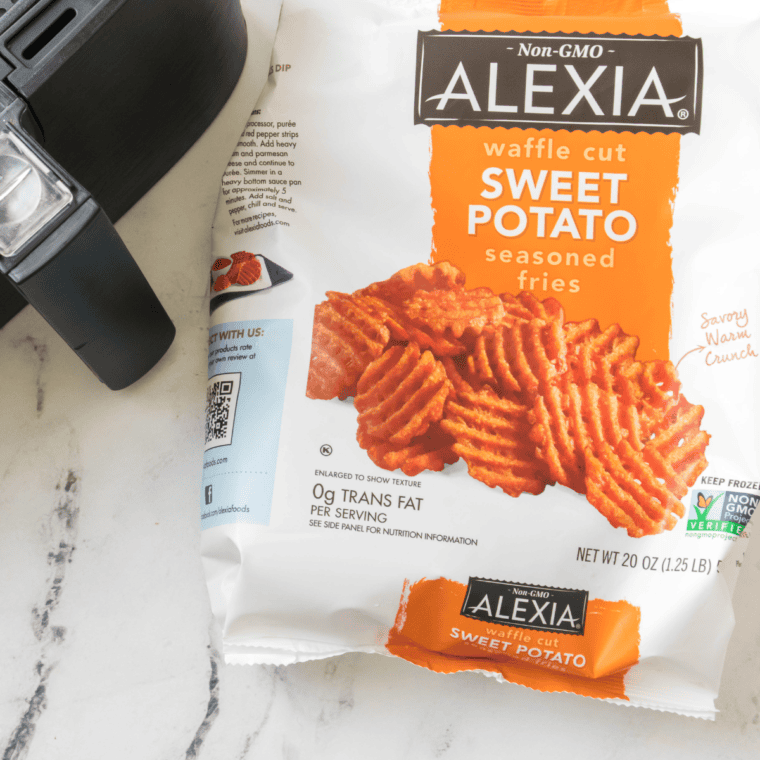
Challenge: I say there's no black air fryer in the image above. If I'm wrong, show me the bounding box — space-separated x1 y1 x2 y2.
0 0 248 389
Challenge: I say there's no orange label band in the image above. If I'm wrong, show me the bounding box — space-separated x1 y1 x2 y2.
430 128 680 360
386 577 641 700
395 2 673 693
439 1 679 31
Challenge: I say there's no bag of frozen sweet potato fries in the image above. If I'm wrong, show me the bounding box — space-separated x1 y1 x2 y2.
201 0 760 717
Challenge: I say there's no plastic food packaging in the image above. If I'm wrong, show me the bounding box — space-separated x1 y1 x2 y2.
201 0 760 718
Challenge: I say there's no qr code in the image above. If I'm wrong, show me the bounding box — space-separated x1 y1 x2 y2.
205 373 241 451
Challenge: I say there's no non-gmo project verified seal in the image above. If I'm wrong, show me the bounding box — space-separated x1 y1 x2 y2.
686 489 756 537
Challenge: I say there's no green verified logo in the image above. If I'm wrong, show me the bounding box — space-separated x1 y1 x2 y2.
686 489 755 538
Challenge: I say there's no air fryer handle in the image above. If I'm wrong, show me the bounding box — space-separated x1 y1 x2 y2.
7 200 176 390
0 91 175 390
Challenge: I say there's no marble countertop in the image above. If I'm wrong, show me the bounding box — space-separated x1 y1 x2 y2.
2 18 760 760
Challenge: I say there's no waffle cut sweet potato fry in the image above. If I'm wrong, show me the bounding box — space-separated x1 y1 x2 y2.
399 288 506 357
306 292 392 400
355 343 458 476
439 292 565 495
358 261 466 305
529 321 640 493
466 292 566 402
587 359 710 536
441 386 550 496
530 320 710 536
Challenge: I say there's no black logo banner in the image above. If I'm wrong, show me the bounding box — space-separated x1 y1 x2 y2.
461 578 589 635
415 31 702 134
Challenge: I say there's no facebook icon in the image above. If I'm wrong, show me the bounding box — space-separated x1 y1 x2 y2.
205 485 213 505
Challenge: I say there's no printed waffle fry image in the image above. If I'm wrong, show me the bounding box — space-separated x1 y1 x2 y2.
355 344 453 447
305 262 710 536
355 343 458 476
306 292 392 400
442 387 549 496
359 260 466 304
399 288 507 355
209 252 292 302
230 258 262 286
530 321 710 536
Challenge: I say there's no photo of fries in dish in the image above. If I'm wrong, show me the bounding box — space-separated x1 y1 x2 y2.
306 262 710 538
211 251 263 292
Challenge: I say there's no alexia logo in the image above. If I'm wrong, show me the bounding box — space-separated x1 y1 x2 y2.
414 31 702 134
460 578 589 635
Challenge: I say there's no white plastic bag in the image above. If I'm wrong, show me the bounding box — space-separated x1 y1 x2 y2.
202 0 760 718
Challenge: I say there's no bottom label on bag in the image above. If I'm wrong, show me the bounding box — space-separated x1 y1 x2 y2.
386 577 640 700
